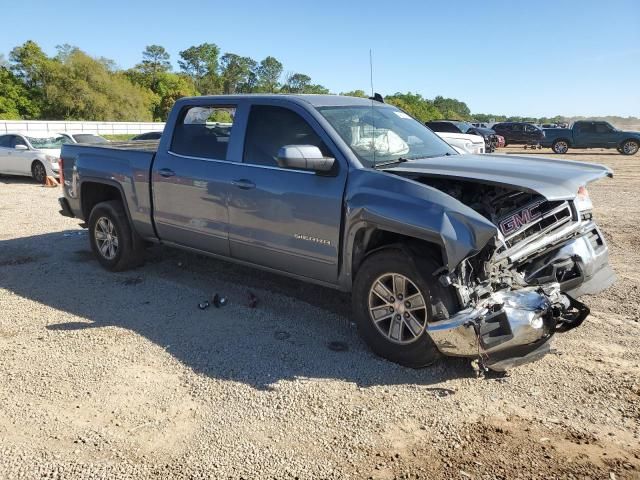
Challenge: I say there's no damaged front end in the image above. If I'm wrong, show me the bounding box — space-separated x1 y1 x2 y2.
421 181 615 371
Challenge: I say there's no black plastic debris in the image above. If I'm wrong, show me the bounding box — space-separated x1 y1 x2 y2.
212 294 227 308
198 301 210 310
274 331 290 340
327 341 348 352
248 291 258 308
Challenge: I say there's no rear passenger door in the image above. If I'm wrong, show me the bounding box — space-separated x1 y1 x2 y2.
574 122 595 147
151 104 239 256
226 103 348 284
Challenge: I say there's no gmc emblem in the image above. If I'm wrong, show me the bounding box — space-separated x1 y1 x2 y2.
499 201 544 236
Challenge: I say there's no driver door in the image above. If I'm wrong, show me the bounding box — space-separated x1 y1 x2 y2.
226 103 347 284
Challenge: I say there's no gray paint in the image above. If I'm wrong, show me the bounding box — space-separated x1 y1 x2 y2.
59 94 612 291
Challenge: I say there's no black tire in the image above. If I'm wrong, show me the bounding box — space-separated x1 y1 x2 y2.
352 248 458 368
552 139 570 154
31 160 46 184
620 139 639 156
88 200 144 271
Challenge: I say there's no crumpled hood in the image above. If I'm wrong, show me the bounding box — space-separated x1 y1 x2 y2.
385 154 613 201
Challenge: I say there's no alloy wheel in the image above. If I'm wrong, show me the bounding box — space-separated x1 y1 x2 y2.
553 141 568 154
623 141 639 155
94 217 119 260
368 273 428 344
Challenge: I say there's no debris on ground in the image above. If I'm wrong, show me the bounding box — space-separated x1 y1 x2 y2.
212 293 227 308
327 341 348 352
248 291 258 308
122 276 143 286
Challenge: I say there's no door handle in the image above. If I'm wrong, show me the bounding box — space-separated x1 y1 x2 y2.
158 168 175 178
231 179 256 190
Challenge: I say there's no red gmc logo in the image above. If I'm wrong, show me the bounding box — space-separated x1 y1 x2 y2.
499 201 544 236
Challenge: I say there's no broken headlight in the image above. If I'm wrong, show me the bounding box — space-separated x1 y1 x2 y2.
575 186 593 220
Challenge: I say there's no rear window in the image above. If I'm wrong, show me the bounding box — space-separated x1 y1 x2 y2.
171 105 236 160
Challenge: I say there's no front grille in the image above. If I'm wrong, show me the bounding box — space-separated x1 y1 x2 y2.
504 201 574 249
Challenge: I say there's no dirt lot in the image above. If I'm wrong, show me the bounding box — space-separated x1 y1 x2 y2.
1 147 639 479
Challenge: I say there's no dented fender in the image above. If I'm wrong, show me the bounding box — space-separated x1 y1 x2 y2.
340 168 498 287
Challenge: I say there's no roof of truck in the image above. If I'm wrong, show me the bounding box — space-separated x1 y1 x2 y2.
186 94 380 108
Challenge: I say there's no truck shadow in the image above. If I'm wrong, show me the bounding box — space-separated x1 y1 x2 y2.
0 230 475 391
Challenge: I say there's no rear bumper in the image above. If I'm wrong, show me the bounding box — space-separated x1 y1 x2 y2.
58 197 75 218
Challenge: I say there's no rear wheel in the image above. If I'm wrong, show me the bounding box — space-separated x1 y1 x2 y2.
621 139 639 155
552 139 569 154
88 201 144 271
31 161 46 184
352 249 457 368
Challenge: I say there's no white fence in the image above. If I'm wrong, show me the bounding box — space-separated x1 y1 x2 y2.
0 120 166 136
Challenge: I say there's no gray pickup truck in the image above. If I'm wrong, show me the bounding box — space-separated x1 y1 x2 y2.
58 94 615 371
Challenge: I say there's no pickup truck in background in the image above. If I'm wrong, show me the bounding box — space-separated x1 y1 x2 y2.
542 120 640 155
59 94 615 372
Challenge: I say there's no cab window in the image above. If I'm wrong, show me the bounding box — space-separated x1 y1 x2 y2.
243 105 329 167
171 105 236 160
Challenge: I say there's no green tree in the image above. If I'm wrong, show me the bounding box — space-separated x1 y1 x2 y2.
256 56 283 93
0 66 39 119
385 92 442 122
150 72 197 120
220 53 257 94
178 43 220 94
136 45 171 89
432 95 471 119
340 89 367 98
44 49 154 120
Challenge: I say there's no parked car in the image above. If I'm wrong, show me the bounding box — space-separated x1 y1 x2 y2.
494 134 506 148
541 123 558 129
131 131 163 141
429 129 485 154
0 133 63 183
492 122 545 147
59 133 109 144
59 94 614 372
541 121 640 155
426 120 499 153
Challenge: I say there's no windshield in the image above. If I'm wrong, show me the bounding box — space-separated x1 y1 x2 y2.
450 121 473 133
73 134 109 144
26 135 66 149
318 105 457 167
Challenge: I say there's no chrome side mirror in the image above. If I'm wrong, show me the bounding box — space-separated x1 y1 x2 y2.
277 145 335 173
14 144 28 150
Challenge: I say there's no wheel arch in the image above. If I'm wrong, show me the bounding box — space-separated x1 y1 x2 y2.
618 137 640 148
80 179 133 225
348 226 446 286
552 137 572 146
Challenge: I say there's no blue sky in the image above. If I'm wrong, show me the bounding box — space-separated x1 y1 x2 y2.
2 0 639 117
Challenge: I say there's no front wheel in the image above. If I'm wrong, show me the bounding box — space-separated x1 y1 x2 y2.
352 249 457 368
31 161 46 184
552 139 569 154
88 201 144 271
621 140 639 155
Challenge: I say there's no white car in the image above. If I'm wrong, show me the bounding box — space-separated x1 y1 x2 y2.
434 132 485 154
0 133 63 183
58 132 109 144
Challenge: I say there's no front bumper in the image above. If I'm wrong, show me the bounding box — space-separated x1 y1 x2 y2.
426 222 613 370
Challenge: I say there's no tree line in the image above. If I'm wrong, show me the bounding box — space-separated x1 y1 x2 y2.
1 41 638 127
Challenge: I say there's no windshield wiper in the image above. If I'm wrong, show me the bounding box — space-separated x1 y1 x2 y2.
373 157 409 169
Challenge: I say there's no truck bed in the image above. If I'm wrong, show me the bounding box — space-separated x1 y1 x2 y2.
91 140 159 152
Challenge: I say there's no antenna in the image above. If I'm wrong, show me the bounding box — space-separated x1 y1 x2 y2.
369 49 376 165
369 49 374 97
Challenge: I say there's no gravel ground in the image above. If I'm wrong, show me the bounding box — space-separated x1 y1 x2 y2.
0 147 638 479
